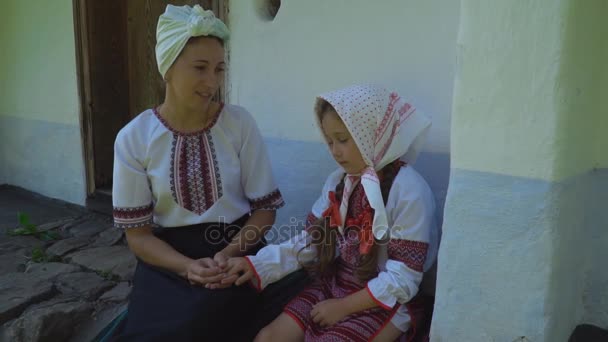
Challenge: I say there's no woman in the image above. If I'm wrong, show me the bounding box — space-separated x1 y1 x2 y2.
110 5 306 341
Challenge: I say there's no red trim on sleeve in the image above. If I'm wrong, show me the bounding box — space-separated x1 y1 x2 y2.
366 283 393 311
244 256 263 293
248 189 285 210
284 310 306 332
368 304 402 342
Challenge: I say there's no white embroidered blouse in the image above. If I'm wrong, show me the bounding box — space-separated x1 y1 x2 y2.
112 104 284 228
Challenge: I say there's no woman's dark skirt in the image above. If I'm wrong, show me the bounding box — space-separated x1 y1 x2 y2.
111 216 309 342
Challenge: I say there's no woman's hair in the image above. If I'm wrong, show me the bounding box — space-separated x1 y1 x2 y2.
301 101 402 282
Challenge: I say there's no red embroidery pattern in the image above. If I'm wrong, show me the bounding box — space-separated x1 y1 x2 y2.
113 204 154 228
346 183 369 219
170 133 223 215
153 105 223 136
341 184 375 255
375 92 400 144
361 168 380 184
284 184 396 341
373 99 416 165
374 120 399 165
388 239 429 272
248 189 285 210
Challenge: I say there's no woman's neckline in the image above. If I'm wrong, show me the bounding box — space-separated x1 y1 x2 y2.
152 103 225 136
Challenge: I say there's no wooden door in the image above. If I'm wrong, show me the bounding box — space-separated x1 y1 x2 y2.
76 0 130 192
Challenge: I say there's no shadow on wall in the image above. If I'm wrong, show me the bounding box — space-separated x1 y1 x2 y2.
265 138 450 242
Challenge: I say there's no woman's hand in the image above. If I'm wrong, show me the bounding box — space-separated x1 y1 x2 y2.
185 257 227 287
311 298 350 327
202 252 239 289
221 257 255 286
213 251 229 270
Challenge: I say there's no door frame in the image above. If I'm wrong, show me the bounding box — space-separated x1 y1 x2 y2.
73 0 96 197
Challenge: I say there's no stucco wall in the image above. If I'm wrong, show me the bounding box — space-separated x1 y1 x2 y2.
586 30 608 327
581 170 608 328
580 1 608 327
228 0 460 226
0 116 86 205
598 40 608 169
550 0 608 336
553 0 607 180
0 0 80 125
0 157 6 185
0 0 86 204
228 0 458 152
448 0 566 182
433 0 608 340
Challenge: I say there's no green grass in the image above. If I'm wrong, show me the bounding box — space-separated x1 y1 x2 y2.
96 269 121 282
7 212 60 241
30 247 61 263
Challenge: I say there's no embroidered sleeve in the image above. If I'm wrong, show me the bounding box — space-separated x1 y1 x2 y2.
112 129 154 229
388 239 429 273
366 170 437 309
248 189 285 211
238 110 285 211
113 204 154 229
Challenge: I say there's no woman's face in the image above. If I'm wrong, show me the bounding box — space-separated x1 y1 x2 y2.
165 36 225 111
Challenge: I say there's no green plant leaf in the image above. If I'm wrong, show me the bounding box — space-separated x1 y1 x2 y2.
7 228 24 236
17 212 30 226
24 223 38 231
8 227 34 236
31 248 46 263
13 212 38 236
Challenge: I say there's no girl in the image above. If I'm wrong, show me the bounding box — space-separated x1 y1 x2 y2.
224 84 440 341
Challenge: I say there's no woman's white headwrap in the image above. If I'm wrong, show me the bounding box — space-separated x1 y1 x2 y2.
314 84 432 240
155 5 229 78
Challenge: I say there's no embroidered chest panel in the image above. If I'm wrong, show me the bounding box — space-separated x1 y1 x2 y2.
169 133 223 215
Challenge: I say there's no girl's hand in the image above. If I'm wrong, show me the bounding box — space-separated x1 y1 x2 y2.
185 257 224 286
213 251 229 270
222 257 255 286
202 252 239 289
311 299 350 327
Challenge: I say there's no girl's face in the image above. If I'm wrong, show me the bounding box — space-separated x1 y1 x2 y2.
165 36 225 111
320 109 368 174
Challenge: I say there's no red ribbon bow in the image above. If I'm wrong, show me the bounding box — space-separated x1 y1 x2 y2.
321 191 342 229
345 208 375 255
